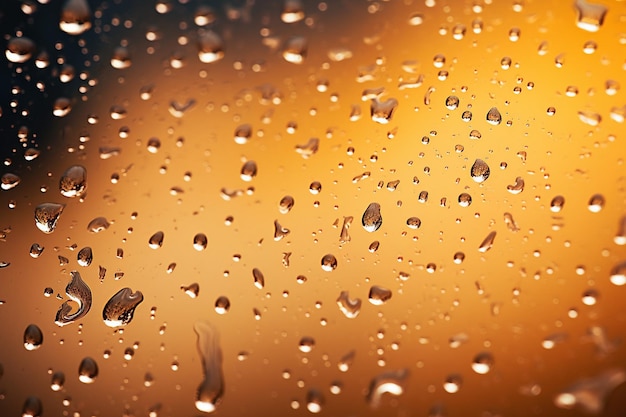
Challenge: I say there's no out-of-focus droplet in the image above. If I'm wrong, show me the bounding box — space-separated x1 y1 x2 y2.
321 254 338 272
501 56 512 69
366 369 409 408
59 165 87 198
339 216 353 244
370 98 399 124
443 374 462 393
295 138 320 159
30 243 44 258
550 196 565 213
336 291 362 318
102 287 144 327
574 0 608 32
193 233 208 251
198 31 224 63
338 350 355 372
362 203 382 232
24 324 43 350
504 212 520 232
149 231 165 249
111 46 131 69
458 193 472 207
60 0 92 35
214 296 230 314
306 389 324 413
279 195 295 214
6 37 35 63
298 336 315 353
508 27 521 41
22 396 43 417
408 13 423 26
252 268 265 289
453 252 465 264
368 285 392 305
234 124 252 144
486 107 502 125
470 159 490 183
554 368 625 414
587 194 605 213
282 36 307 64
605 80 620 96
614 216 626 245
194 321 224 413
449 332 469 349
578 110 601 126
281 0 304 23
55 271 92 326
445 95 459 110
77 246 92 267
182 283 200 298
34 203 65 233
51 371 65 391
478 231 497 253
507 177 525 194
328 47 353 62
406 217 421 229
471 352 494 374
240 161 257 181
1 173 20 190
53 97 72 117
87 217 110 233
582 289 598 306
194 5 216 25
78 357 98 383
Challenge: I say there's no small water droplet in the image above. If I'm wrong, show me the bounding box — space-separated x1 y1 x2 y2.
87 217 110 233
198 31 224 63
470 159 490 183
77 246 92 267
51 371 65 391
21 396 43 417
24 324 44 351
445 95 460 110
486 107 502 125
193 233 208 251
443 374 462 393
587 194 605 212
406 217 421 229
298 336 315 353
252 268 265 289
182 283 200 298
471 352 494 374
282 36 307 64
214 296 230 314
321 254 338 272
281 0 305 23
458 193 472 207
1 173 20 190
550 196 565 213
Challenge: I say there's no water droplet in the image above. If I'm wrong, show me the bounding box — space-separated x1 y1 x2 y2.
408 13 424 26
274 219 290 241
470 159 490 183
574 0 607 32
554 368 625 413
578 110 601 126
362 203 382 232
193 233 208 251
60 0 92 35
469 129 482 140
508 27 521 41
149 231 165 249
234 124 252 144
78 357 98 383
298 336 315 353
366 369 409 408
471 352 494 374
34 203 65 233
282 36 307 64
406 217 421 229
281 0 304 23
76 246 92 267
501 56 512 70
458 193 472 207
582 289 599 305
182 283 200 298
338 350 356 372
59 165 87 198
240 160 257 181
321 254 338 272
478 231 497 253
486 107 502 125
295 137 320 159
1 173 20 190
369 241 380 253
51 371 65 391
198 31 224 63
587 194 605 212
443 374 462 393
368 285 392 305
370 98 399 124
5 37 35 63
24 324 43 350
252 268 265 289
507 177 525 194
583 40 597 54
111 46 131 69
29 243 44 258
339 216 353 244
194 321 224 413
550 196 565 213
22 396 43 417
102 287 144 327
86 216 110 233
445 95 459 110
194 5 216 25
55 271 92 327
336 291 362 318
614 216 626 245
452 24 466 40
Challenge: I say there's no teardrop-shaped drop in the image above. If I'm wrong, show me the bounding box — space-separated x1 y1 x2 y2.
486 107 502 125
470 159 490 183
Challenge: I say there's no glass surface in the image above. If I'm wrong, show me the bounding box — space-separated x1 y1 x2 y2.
1 0 625 416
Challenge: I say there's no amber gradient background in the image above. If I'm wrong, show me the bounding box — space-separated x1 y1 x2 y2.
1 0 625 416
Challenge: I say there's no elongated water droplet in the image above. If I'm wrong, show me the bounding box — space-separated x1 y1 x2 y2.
614 216 626 245
193 233 208 251
470 159 490 183
77 246 92 267
59 165 87 197
338 350 356 372
554 368 625 414
486 107 502 125
87 217 110 233
55 271 92 326
362 203 382 232
366 369 409 408
60 0 92 35
182 283 200 298
78 357 98 383
24 324 43 350
368 285 392 305
370 98 398 124
306 389 324 413
574 0 608 32
102 287 144 327
336 291 362 318
194 321 224 413
1 173 20 190
34 203 65 233
22 396 43 417
507 177 525 194
51 371 65 391
578 110 601 126
274 220 290 241
321 254 338 272
295 137 319 159
149 231 164 249
339 216 353 244
478 231 497 253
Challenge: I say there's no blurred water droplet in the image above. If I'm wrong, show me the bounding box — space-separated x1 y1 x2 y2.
504 212 520 232
367 369 409 408
336 291 362 318
5 37 35 63
24 324 43 350
194 321 224 413
281 0 304 23
182 283 200 298
282 36 307 64
574 0 607 32
59 165 87 198
587 194 605 212
78 357 98 383
582 289 599 305
554 368 625 414
370 98 398 124
87 217 110 233
77 246 92 267
470 159 490 183
22 396 42 417
486 107 502 125
614 216 626 245
478 231 497 253
51 371 65 391
295 138 319 159
240 161 257 181
34 203 65 234
362 203 382 232
55 271 92 326
234 124 252 144
198 31 224 63
321 254 337 272
443 374 462 393
102 287 144 327
111 46 131 69
408 13 424 26
193 233 208 251
578 110 601 126
298 336 315 353
149 231 165 249
214 296 230 315
368 285 392 305
471 352 494 374
1 173 20 190
60 0 92 35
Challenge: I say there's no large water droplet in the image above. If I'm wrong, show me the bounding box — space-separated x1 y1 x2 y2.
5 37 35 63
554 368 625 413
366 369 409 408
51 371 65 391
282 36 307 64
198 31 224 63
78 357 98 383
368 285 392 305
60 0 92 35
486 107 502 125
102 287 144 327
336 291 362 318
471 352 494 374
470 159 490 183
370 98 399 124
443 374 463 393
362 203 382 232
1 173 21 190
194 321 224 413
281 0 305 23
445 95 460 110
149 231 165 249
55 271 92 326
22 396 43 417
34 203 65 233
77 246 93 267
24 324 43 351
574 0 608 32
609 261 626 286
59 165 87 198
